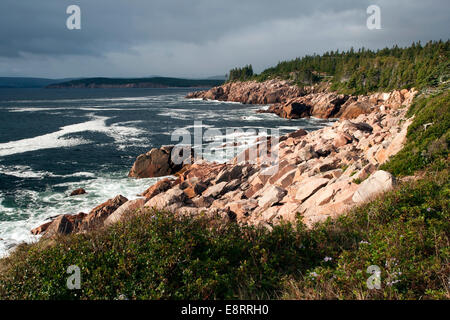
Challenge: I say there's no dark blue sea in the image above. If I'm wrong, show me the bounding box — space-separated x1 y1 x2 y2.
0 88 331 255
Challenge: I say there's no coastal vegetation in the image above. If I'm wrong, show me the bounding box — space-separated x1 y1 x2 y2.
227 65 254 82
229 40 449 95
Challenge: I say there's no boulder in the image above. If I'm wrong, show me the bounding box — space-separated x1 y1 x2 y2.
310 94 348 118
339 101 373 119
375 119 411 164
82 195 128 230
352 170 395 203
286 129 308 140
295 177 329 202
227 199 258 219
192 195 214 208
333 133 352 148
215 165 248 184
202 181 229 198
37 212 87 237
141 178 174 200
128 145 193 178
104 198 146 226
70 188 86 196
258 186 286 209
43 215 74 237
281 103 311 119
145 187 186 209
31 221 52 235
244 182 264 199
182 179 208 199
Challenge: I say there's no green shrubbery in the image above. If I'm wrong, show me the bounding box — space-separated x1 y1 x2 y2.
283 169 449 299
233 40 449 94
0 168 448 300
381 89 449 175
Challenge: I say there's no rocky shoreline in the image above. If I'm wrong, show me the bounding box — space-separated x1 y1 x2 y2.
31 85 417 238
186 79 416 120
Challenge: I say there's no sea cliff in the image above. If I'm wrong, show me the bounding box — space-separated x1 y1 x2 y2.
186 79 416 120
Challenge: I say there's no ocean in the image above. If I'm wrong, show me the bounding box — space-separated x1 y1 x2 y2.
0 88 332 255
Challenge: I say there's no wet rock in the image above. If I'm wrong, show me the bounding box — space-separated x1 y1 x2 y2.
70 188 86 196
129 145 193 178
31 221 53 235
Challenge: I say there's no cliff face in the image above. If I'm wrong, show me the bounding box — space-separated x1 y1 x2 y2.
32 87 416 236
187 80 416 120
186 79 311 104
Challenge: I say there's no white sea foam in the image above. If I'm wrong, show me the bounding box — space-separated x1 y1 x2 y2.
0 171 164 256
0 165 58 179
0 115 148 157
241 115 264 121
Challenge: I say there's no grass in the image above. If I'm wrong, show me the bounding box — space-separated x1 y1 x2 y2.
381 89 449 175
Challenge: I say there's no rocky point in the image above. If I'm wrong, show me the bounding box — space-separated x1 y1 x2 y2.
31 84 416 237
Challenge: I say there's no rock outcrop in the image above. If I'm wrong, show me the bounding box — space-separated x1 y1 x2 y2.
104 198 146 226
188 79 417 121
32 87 416 237
259 88 416 120
136 94 414 228
128 145 193 179
70 188 86 196
186 79 308 105
32 195 128 237
352 170 396 203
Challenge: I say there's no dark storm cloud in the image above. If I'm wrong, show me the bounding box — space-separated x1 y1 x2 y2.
0 0 448 77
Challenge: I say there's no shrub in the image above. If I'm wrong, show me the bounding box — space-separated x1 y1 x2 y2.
0 169 448 300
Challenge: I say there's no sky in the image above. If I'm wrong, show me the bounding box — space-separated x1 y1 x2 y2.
0 0 449 79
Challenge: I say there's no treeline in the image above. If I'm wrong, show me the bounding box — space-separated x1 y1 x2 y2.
227 64 254 82
230 40 449 94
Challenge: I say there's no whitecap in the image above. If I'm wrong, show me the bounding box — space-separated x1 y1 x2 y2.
0 115 149 157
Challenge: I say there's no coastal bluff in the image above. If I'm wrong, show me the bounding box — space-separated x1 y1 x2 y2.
186 79 416 120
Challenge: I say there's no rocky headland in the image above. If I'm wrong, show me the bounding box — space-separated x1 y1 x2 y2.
186 79 416 120
31 84 417 237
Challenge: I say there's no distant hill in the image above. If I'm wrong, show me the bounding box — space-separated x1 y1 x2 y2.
46 77 225 89
206 75 227 80
0 77 77 88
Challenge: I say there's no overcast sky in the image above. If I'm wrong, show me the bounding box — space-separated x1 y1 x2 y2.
0 0 448 78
